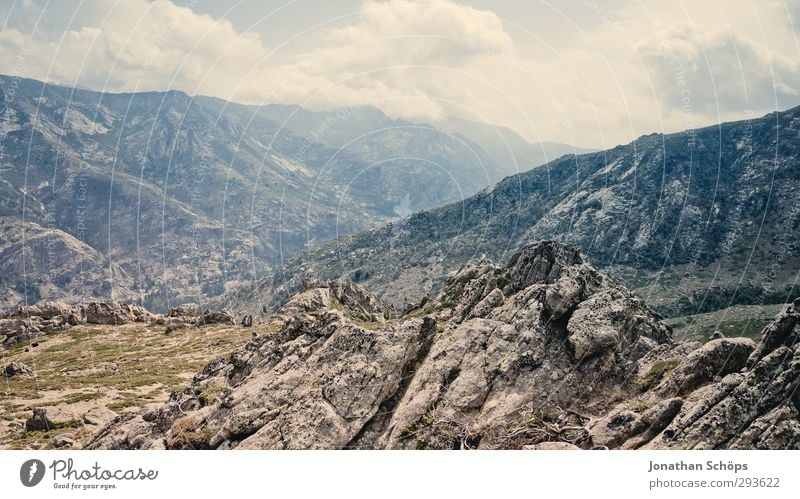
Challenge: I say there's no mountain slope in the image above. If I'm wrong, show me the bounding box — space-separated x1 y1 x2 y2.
441 116 597 175
220 106 800 317
0 76 526 310
0 217 135 308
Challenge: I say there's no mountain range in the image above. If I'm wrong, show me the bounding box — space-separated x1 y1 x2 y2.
0 75 581 311
219 105 800 320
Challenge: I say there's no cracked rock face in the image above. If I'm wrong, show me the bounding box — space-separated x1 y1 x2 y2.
85 242 800 450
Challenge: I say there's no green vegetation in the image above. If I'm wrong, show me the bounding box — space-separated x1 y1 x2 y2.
637 359 681 392
399 412 437 449
196 383 226 406
667 304 784 342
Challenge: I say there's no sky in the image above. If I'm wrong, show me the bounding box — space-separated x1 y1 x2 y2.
0 0 798 149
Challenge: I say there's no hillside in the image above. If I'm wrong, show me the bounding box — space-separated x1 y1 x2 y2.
220 106 800 318
0 75 552 311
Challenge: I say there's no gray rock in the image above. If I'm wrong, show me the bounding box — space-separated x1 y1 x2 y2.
83 407 119 426
85 245 800 451
165 317 192 334
657 337 756 396
88 242 673 450
25 408 55 432
85 302 154 325
50 434 78 449
567 288 671 359
194 310 235 326
3 361 36 379
747 298 800 368
5 301 83 321
169 303 201 317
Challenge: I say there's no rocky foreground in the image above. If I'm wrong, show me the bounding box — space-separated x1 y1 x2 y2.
79 241 799 450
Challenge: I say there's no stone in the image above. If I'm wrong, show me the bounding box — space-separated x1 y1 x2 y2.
165 317 192 334
7 301 81 321
83 407 118 426
85 302 154 325
50 434 78 449
83 245 800 451
240 314 253 327
657 337 756 396
3 361 36 379
25 408 55 432
194 310 235 326
169 303 200 317
87 242 674 450
505 241 584 290
566 288 671 359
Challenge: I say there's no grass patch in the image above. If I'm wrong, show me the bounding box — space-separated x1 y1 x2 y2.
638 359 681 392
1 321 254 448
399 412 437 449
59 391 105 404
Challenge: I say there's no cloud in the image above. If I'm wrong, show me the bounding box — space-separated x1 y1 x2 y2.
1 0 798 147
0 0 516 125
255 0 517 123
0 0 270 98
637 24 800 117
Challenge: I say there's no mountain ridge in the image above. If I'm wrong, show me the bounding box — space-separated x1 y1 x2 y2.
216 104 800 318
1 74 579 311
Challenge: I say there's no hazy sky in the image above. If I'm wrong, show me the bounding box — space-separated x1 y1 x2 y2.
1 0 798 148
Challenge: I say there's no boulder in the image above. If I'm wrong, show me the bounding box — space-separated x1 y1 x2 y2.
50 434 78 449
194 310 235 326
84 244 800 451
5 301 83 321
87 242 673 451
3 361 36 379
25 408 55 432
83 407 119 426
505 241 584 290
169 303 200 317
85 302 153 325
657 337 756 396
165 317 192 334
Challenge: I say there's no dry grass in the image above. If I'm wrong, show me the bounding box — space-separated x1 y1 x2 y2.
0 321 258 449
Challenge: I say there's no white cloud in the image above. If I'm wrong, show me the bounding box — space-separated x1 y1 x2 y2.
638 24 800 117
0 0 270 97
0 0 798 147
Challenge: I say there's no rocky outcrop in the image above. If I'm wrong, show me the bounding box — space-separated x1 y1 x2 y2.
0 301 167 346
636 299 800 450
84 302 155 325
169 304 200 317
592 299 800 450
3 361 36 378
25 408 54 432
49 434 79 449
85 243 800 450
83 407 118 427
194 310 235 327
86 242 667 449
0 301 85 346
